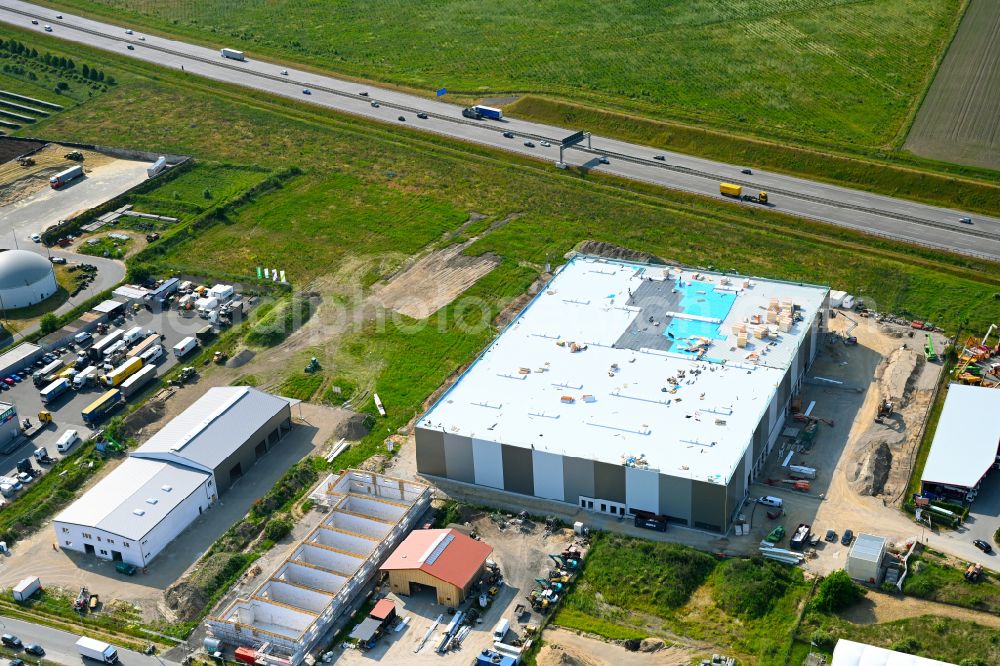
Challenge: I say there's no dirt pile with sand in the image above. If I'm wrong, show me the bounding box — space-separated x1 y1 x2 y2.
575 240 666 264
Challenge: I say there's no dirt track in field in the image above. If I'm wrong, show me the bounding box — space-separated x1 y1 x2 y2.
905 0 1000 169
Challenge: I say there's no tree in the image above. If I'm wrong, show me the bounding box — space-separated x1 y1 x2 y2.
105 75 115 85
66 58 75 70
39 314 59 335
810 570 866 613
81 64 90 79
264 515 293 541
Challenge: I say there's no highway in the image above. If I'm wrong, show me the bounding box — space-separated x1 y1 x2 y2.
2 0 1000 261
0 613 181 666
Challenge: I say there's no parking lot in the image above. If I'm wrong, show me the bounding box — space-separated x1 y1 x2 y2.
0 304 223 487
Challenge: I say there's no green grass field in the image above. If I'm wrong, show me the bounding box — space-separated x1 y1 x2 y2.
48 0 962 151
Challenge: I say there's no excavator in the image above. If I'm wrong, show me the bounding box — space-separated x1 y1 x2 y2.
875 399 893 423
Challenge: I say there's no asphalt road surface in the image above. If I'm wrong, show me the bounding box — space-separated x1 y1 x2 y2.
1 1 999 261
0 613 181 666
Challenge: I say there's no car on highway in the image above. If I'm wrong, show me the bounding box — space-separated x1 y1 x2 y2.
502 132 514 139
371 101 380 108
56 15 62 19
398 115 406 122
30 20 38 25
958 217 973 225
138 35 145 41
540 140 551 147
126 45 134 50
23 645 44 657
302 88 311 95
280 70 288 75
29 233 41 243
43 25 52 32
524 141 535 148
125 29 133 35
824 529 837 542
841 529 854 545
598 156 610 164
417 112 428 119
359 91 369 96
973 539 993 553
654 155 666 161
741 168 752 175
1 634 23 649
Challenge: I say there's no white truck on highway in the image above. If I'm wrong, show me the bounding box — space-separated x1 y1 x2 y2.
76 637 119 664
220 47 246 61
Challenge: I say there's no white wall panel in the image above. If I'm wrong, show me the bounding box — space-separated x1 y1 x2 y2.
531 450 565 501
472 438 504 489
625 466 659 514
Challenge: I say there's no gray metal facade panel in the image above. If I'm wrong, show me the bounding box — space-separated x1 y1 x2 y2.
658 474 692 524
593 461 626 504
726 456 747 521
562 455 595 505
211 408 288 493
415 428 447 477
443 433 475 484
690 480 726 532
779 369 791 410
753 412 767 462
501 445 534 496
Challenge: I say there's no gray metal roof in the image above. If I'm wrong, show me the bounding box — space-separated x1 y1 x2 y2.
0 250 53 289
54 457 210 541
848 533 886 563
131 387 290 472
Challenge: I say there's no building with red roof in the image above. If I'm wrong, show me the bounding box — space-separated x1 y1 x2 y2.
381 528 493 605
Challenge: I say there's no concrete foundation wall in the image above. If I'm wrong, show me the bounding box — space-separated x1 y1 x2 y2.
257 581 333 613
337 495 407 521
323 513 390 539
279 561 348 593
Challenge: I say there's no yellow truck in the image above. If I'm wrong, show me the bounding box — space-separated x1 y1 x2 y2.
720 182 768 204
102 357 144 387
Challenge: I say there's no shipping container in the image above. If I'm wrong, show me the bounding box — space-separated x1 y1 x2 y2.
12 576 40 602
120 364 157 397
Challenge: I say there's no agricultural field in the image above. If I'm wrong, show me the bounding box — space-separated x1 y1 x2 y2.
52 0 961 150
905 0 1000 170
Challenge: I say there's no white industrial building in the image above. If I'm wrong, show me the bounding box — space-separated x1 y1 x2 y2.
0 250 58 310
54 387 293 567
845 533 887 584
207 470 431 666
920 384 1000 499
832 639 955 665
416 256 829 533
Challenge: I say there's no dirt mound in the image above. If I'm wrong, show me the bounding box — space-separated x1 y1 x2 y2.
495 272 549 328
123 397 168 434
359 454 387 473
850 440 893 496
878 347 920 407
576 240 666 265
639 638 666 653
163 580 207 621
537 645 597 666
226 349 255 368
332 412 373 441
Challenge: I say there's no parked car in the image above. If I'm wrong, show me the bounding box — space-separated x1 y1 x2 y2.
973 539 993 553
23 645 44 657
29 233 41 243
9 659 24 666
841 529 854 545
15 473 33 485
1 634 22 648
50 257 67 265
824 529 837 542
2 378 15 386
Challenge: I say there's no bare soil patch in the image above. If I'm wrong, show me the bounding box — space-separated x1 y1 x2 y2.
374 240 500 319
0 144 115 205
838 591 1000 628
538 628 695 666
905 0 1000 169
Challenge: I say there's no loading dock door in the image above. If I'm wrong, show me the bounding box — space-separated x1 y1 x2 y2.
228 463 243 485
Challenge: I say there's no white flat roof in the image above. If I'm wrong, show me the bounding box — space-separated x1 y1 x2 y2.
421 256 827 483
832 639 954 666
921 384 1000 489
54 457 210 541
849 533 886 563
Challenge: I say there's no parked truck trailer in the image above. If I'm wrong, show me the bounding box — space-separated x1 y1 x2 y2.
120 364 157 398
50 164 83 189
102 357 143 387
76 637 119 664
40 378 70 404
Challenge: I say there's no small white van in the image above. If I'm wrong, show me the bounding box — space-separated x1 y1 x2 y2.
492 618 509 642
57 429 80 453
757 496 783 508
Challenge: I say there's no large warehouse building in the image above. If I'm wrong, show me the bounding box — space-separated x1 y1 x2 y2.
920 383 1000 500
54 387 292 566
0 250 58 310
416 256 828 533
